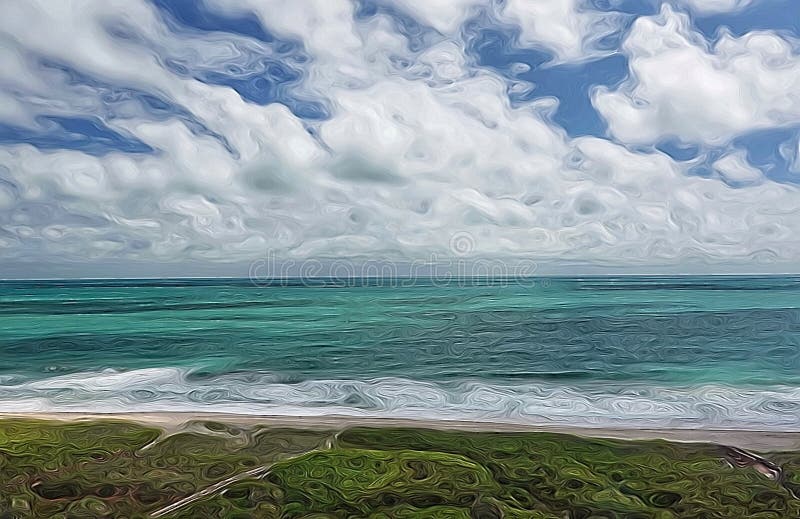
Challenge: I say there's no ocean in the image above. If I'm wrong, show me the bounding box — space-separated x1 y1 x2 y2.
1 276 799 430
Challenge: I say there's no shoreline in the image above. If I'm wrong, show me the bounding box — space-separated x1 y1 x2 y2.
4 411 800 451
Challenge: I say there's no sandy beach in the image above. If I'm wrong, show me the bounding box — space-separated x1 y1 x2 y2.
4 411 800 452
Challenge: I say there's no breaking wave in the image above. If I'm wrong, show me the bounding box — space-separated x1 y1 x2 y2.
2 367 799 431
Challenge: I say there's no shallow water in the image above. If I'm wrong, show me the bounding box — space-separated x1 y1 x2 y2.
1 276 799 429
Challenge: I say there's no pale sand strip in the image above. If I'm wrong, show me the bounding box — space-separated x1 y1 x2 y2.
3 412 800 452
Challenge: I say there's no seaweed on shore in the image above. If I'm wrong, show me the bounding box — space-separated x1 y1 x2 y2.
1 419 799 518
0 419 330 518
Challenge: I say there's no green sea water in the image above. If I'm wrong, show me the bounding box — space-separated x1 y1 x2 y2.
0 276 798 429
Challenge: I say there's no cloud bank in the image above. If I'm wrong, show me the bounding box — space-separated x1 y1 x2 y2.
0 0 799 276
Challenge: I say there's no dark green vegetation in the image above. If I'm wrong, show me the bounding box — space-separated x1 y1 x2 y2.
0 419 799 518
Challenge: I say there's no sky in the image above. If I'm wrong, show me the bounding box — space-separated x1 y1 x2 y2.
1 0 800 278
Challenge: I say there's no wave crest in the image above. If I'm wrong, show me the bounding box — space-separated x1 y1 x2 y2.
1 367 798 430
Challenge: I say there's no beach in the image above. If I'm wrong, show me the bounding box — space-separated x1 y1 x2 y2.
4 411 800 452
2 413 800 518
3 277 800 516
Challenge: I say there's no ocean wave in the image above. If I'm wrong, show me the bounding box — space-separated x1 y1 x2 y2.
0 367 798 430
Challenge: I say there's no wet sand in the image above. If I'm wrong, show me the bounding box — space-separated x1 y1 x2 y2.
4 411 800 452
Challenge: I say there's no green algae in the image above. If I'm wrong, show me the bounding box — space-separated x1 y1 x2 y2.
0 419 330 518
337 428 800 518
0 419 799 518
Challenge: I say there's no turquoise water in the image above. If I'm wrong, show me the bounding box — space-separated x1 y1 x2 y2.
1 276 799 429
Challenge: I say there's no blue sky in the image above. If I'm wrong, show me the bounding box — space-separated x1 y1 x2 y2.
0 0 799 277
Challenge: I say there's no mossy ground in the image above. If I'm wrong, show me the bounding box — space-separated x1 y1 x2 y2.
0 419 798 518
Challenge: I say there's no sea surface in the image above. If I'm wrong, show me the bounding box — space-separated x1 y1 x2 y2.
1 276 799 430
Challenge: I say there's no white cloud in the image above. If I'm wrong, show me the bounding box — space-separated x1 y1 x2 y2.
593 5 800 146
1 0 800 273
791 138 800 174
676 0 754 14
713 151 764 184
500 0 626 61
214 0 626 63
391 0 478 34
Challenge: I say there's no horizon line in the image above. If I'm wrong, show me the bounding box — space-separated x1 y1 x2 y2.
2 273 800 282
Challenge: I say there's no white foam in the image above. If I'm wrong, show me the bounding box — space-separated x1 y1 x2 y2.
1 367 798 431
